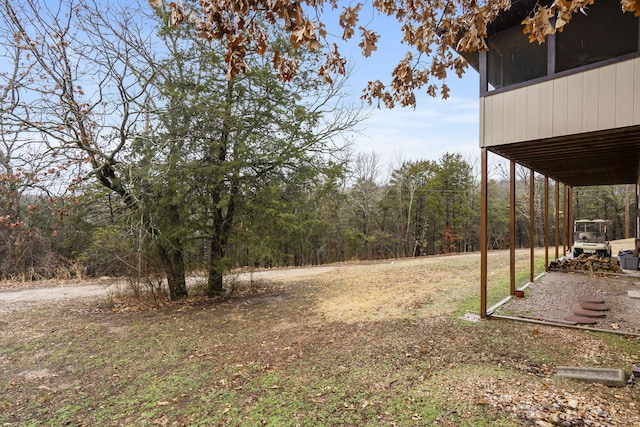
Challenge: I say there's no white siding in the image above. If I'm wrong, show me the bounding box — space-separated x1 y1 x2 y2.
513 86 527 141
615 60 634 126
566 73 584 132
582 69 600 133
480 57 640 147
552 77 568 135
502 90 516 143
539 81 554 138
633 59 640 124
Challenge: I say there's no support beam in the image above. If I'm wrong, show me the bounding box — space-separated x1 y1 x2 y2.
510 161 516 295
480 148 488 318
625 184 630 239
564 185 569 256
530 169 535 282
544 176 549 271
567 186 573 254
636 184 639 257
555 181 560 260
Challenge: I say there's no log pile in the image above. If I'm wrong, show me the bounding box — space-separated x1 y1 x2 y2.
551 254 623 273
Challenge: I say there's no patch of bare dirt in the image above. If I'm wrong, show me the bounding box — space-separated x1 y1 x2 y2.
314 254 483 322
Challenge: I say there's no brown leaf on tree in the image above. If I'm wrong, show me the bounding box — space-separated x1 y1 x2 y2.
440 83 450 100
339 4 361 40
358 27 380 57
621 0 640 16
453 56 467 78
456 23 487 52
168 0 635 106
224 41 248 79
275 53 299 82
272 49 281 68
318 65 333 85
548 0 595 31
391 57 412 93
321 43 346 78
318 43 347 84
169 2 185 27
521 6 555 44
361 80 388 107
290 20 318 50
382 92 394 108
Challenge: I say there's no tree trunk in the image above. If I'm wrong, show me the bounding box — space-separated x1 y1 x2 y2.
206 79 236 298
207 235 225 296
157 244 188 300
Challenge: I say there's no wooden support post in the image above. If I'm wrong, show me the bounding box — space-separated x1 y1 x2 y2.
480 148 488 318
625 184 630 239
567 186 573 254
555 181 560 260
563 185 569 256
529 169 535 283
510 161 516 295
633 184 640 256
544 176 549 271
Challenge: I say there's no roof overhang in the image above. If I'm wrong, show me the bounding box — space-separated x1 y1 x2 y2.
457 0 555 73
486 125 640 187
486 0 554 35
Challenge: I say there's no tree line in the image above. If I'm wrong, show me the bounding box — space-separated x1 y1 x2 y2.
0 1 635 298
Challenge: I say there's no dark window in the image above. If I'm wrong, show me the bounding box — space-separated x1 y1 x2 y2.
487 25 548 90
556 0 638 72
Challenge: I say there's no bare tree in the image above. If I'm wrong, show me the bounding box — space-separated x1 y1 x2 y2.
1 0 363 297
0 0 190 297
346 152 386 258
0 16 64 279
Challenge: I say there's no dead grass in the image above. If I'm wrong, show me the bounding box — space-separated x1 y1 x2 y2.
315 251 542 323
1 250 639 426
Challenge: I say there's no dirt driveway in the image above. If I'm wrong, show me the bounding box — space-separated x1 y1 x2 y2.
0 283 110 303
0 266 338 306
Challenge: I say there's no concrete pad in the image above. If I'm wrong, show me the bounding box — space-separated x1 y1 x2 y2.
555 366 628 387
628 290 640 299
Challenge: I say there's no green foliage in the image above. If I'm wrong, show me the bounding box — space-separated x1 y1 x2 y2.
78 225 134 278
573 185 628 240
371 153 479 259
1 1 636 280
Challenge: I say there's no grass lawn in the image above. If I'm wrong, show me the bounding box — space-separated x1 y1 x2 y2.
1 250 638 426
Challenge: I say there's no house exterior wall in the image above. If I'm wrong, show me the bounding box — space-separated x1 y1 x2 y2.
480 56 640 147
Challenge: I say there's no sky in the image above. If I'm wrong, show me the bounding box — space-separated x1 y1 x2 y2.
348 74 480 165
7 0 483 174
325 5 482 171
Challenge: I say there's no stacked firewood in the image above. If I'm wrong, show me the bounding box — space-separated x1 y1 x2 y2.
551 254 623 273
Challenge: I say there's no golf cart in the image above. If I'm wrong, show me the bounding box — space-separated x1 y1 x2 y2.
573 219 611 258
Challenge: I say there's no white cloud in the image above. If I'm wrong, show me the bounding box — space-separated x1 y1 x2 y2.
355 92 480 165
